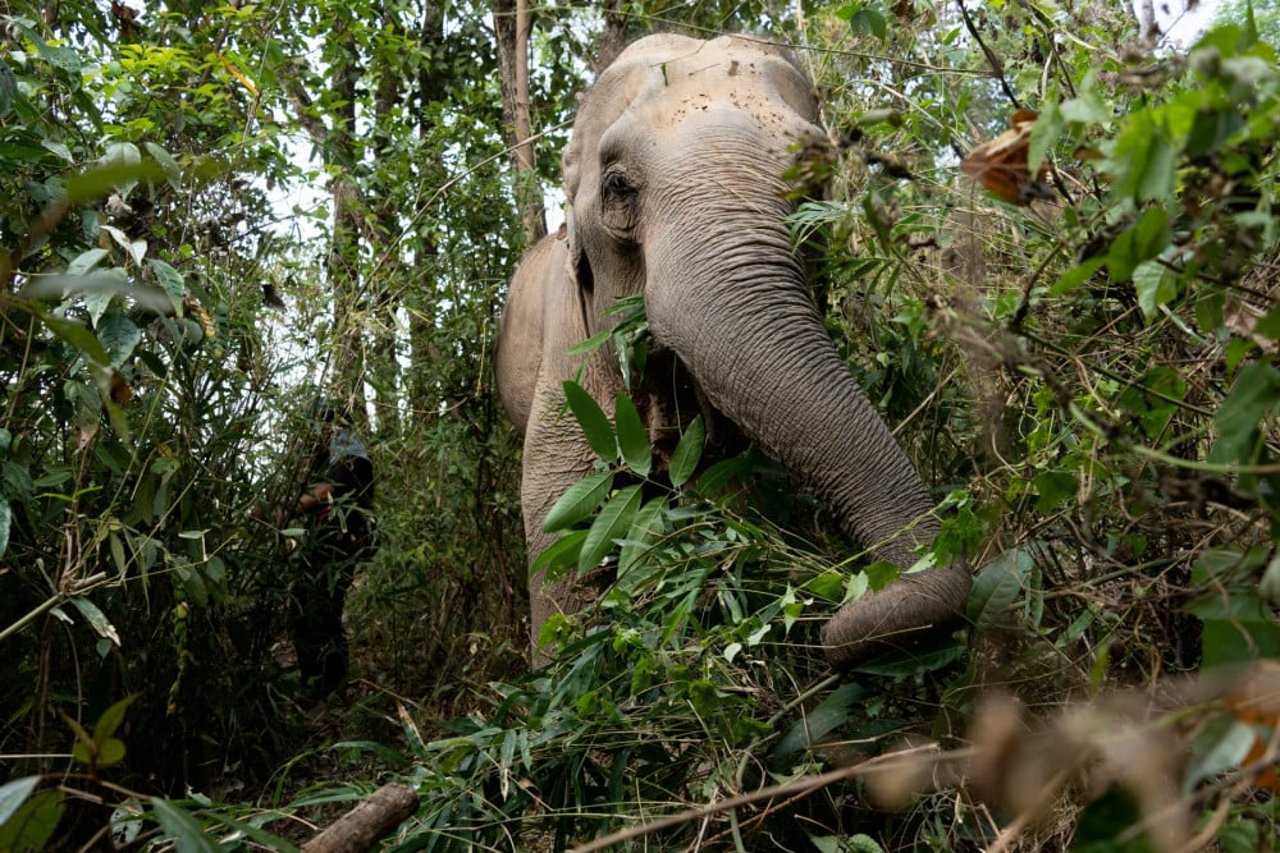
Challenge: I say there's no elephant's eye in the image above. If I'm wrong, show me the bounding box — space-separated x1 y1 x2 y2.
602 170 636 201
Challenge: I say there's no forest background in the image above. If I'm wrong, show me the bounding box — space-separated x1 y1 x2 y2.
2 0 1280 850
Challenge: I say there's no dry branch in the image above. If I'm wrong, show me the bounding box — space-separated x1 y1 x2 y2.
301 784 420 853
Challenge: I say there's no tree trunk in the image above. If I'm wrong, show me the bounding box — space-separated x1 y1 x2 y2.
325 10 366 421
408 3 445 416
594 0 630 75
370 6 405 439
493 0 546 245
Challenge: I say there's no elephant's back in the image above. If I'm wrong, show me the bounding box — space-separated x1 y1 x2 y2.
497 231 567 435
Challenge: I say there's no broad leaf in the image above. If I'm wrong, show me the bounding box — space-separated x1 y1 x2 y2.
772 683 867 763
563 381 616 462
150 798 220 853
40 312 109 365
614 392 651 477
579 485 642 572
0 777 39 826
541 471 613 533
618 496 668 576
668 415 705 488
966 546 1034 631
149 258 186 315
0 499 9 559
69 596 121 647
0 788 64 852
67 248 109 278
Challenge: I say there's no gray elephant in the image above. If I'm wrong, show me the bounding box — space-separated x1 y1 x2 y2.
496 33 971 668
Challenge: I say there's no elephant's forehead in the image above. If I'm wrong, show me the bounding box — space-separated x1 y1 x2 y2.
624 55 810 133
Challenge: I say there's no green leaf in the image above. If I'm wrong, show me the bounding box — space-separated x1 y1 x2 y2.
0 64 15 118
1108 208 1171 282
668 415 705 488
0 499 10 559
148 260 185 317
0 788 64 853
1027 100 1063 172
97 311 141 367
1133 261 1179 320
1049 256 1106 297
1110 112 1176 203
579 485 642 572
149 798 220 853
563 381 616 462
67 248 109 278
614 392 652 477
68 596 121 647
0 778 39 826
1032 470 1078 512
39 312 110 365
565 328 612 356
1073 786 1152 852
93 694 138 747
1060 87 1110 124
1209 362 1280 464
1186 714 1255 790
864 560 900 592
534 529 589 582
541 471 613 533
966 547 1034 630
144 142 181 188
772 683 867 763
618 497 668 576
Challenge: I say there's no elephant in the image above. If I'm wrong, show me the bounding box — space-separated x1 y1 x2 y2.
495 33 972 669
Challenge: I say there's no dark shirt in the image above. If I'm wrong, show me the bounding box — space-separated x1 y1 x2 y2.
309 432 375 556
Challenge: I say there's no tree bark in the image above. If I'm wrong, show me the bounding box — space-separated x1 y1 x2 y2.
301 784 419 853
493 0 546 245
594 0 631 75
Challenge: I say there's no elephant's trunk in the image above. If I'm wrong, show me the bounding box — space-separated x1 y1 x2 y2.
646 214 971 668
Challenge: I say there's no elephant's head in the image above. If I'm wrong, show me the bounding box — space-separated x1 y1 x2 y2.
554 34 970 667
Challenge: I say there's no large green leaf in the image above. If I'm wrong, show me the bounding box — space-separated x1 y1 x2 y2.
0 778 39 826
668 415 705 488
772 683 867 764
0 499 10 559
614 392 651 477
97 311 141 367
1209 362 1280 464
618 496 668 577
149 799 220 853
541 471 613 534
39 312 109 365
966 547 1034 631
579 485 642 572
0 788 64 853
149 260 185 316
562 381 616 462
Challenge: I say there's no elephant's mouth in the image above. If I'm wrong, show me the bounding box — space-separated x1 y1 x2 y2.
633 347 745 483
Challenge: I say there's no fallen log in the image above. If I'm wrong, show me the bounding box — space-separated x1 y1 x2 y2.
301 783 419 853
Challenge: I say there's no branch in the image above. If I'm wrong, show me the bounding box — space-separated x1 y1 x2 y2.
301 784 420 853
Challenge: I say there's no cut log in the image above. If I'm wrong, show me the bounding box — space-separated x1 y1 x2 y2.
301 784 419 853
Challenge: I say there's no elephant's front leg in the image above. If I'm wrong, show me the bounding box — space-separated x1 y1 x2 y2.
519 393 608 665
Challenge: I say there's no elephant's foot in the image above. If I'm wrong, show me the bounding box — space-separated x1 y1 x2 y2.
819 561 972 669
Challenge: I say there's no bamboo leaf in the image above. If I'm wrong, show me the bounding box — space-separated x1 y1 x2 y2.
563 381 616 462
668 416 705 488
614 392 652 477
579 485 642 572
541 471 613 533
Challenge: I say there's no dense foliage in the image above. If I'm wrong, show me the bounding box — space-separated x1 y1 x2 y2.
1 0 1278 850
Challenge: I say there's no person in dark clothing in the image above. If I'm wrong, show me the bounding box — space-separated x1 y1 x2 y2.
286 401 375 702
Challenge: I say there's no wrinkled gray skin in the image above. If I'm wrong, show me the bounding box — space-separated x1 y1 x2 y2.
496 34 971 668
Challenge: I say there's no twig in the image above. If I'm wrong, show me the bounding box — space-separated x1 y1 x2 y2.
955 0 1022 109
570 744 945 852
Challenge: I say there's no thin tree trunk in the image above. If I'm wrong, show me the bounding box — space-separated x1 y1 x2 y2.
327 18 365 421
594 0 630 75
409 3 445 415
493 0 546 245
370 7 405 439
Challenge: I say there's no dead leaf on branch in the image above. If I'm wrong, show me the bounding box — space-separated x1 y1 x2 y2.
961 110 1057 207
